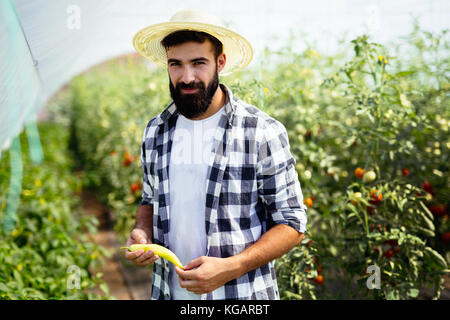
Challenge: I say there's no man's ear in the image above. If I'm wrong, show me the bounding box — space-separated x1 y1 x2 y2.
217 53 226 73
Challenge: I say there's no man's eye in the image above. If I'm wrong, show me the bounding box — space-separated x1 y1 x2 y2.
170 62 180 67
194 61 205 65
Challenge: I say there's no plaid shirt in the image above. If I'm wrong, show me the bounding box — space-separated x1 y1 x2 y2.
140 84 307 300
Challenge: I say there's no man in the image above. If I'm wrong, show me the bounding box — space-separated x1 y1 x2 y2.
124 10 307 300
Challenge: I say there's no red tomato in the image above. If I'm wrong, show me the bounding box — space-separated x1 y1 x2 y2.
122 152 135 167
422 181 433 194
429 204 447 217
354 167 365 179
441 232 450 243
383 250 395 259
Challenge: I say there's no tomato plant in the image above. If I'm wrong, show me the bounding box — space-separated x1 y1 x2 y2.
0 123 111 299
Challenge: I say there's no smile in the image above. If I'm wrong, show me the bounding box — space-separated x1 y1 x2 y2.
181 88 199 93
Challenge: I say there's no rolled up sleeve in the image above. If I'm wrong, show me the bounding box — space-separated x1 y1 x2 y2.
140 129 155 206
256 120 307 233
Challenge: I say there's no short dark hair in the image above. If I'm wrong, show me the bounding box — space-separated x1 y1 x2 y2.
161 30 223 60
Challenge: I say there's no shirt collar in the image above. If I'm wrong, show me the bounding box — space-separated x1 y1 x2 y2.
156 83 236 126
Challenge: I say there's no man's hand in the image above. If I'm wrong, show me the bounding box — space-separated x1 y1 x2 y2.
175 256 240 295
123 228 159 266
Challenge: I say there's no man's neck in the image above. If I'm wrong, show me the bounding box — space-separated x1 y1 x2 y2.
190 85 226 120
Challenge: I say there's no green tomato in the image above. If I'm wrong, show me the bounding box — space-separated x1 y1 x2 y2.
363 170 377 183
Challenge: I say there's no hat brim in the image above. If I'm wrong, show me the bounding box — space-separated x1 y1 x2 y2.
132 21 253 76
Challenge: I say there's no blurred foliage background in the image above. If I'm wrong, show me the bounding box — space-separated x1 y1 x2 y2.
1 20 449 299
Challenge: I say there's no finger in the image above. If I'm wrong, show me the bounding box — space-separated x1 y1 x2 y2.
124 249 144 261
176 267 197 280
137 254 159 266
179 278 199 290
175 266 187 277
130 229 148 244
135 250 155 264
184 256 205 271
136 253 157 265
186 288 202 295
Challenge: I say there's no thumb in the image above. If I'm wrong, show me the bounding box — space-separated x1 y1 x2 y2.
131 229 149 244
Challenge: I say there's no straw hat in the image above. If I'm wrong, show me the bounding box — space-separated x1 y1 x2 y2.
132 10 253 76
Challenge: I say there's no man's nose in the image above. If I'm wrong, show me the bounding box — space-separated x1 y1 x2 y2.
180 65 195 84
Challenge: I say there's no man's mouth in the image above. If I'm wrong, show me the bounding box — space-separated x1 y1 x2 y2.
181 88 199 94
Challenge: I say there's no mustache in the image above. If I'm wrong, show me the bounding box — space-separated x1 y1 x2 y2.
177 81 205 90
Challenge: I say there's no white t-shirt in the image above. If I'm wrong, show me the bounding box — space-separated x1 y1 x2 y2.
168 105 225 300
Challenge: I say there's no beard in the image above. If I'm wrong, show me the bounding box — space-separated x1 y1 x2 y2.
169 68 219 119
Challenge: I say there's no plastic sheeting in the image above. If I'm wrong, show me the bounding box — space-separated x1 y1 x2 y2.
0 0 166 231
0 0 182 154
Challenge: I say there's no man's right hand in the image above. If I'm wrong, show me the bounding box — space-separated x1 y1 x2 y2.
124 228 159 266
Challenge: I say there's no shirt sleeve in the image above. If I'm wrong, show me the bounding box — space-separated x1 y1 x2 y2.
256 119 307 233
140 127 155 206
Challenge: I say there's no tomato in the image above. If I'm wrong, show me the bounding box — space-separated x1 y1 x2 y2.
363 170 376 183
383 250 394 259
422 181 433 194
429 204 447 217
354 167 365 179
441 232 450 243
313 275 324 285
122 152 135 167
130 182 142 193
304 197 313 208
370 189 383 205
351 192 362 205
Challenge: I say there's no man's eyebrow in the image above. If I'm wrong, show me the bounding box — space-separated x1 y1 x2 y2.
167 57 210 64
190 57 209 62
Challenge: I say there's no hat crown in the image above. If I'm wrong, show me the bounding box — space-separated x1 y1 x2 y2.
169 10 224 27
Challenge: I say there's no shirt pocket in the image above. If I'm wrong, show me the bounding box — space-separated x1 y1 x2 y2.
218 164 257 215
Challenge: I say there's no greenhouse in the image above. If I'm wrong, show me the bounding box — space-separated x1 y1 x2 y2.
0 0 449 302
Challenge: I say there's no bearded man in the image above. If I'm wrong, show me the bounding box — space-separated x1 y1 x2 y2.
123 10 308 300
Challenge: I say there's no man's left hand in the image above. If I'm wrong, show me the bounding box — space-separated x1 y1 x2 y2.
175 256 239 295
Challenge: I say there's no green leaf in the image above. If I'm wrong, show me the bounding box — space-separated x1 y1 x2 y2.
414 226 435 238
0 282 10 292
424 247 448 269
396 70 415 77
419 201 434 221
407 288 419 298
389 151 394 161
416 205 435 232
99 283 110 296
283 291 303 300
13 270 23 289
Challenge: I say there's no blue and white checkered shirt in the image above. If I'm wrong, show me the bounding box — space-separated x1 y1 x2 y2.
140 84 307 300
